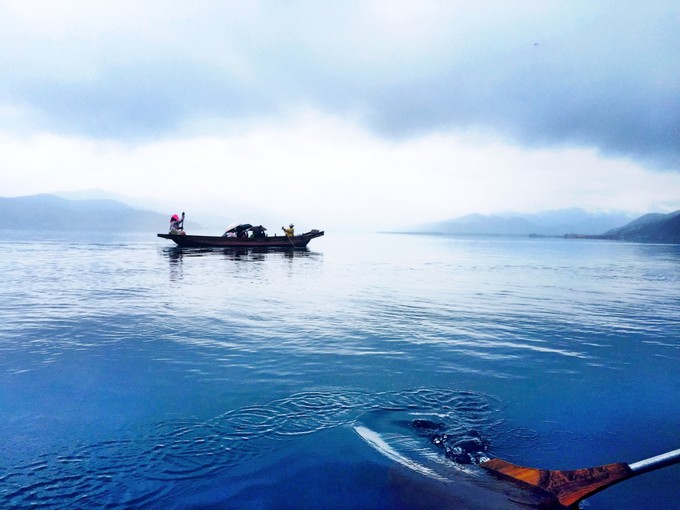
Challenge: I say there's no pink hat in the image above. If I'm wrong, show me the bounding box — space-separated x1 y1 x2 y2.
171 214 180 221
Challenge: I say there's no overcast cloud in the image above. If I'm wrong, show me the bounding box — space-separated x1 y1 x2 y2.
1 1 678 230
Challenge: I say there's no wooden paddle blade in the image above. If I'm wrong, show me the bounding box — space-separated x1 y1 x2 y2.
480 458 633 508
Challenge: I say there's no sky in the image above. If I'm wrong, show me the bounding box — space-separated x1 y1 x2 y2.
1 0 679 231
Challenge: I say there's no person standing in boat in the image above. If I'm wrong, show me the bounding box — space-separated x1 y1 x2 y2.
169 212 185 234
282 223 294 237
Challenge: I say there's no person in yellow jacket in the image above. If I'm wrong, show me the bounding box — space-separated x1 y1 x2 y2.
282 223 294 237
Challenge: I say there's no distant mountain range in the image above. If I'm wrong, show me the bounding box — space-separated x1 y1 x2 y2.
53 188 276 232
417 209 636 236
414 208 680 243
0 194 199 232
2 194 679 243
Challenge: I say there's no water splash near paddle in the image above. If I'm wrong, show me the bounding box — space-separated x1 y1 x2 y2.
354 407 559 509
410 418 491 465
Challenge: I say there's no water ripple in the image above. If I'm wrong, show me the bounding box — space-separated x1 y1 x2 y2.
1 388 502 509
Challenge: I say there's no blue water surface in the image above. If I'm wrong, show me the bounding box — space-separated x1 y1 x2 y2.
1 231 679 509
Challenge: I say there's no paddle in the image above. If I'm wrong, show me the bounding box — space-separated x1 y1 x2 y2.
480 447 680 508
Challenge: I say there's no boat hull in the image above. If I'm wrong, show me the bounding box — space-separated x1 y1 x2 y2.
157 230 324 248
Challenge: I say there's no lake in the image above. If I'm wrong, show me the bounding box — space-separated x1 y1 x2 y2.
1 231 679 509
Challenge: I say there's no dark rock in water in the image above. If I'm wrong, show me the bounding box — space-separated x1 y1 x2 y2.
411 421 490 465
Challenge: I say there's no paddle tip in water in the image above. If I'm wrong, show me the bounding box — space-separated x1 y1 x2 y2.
480 448 680 507
480 457 633 508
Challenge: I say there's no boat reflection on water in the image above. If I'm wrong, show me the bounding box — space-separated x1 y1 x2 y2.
162 245 319 261
161 245 322 281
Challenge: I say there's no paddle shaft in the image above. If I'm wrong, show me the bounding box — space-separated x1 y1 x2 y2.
629 447 680 474
282 226 297 248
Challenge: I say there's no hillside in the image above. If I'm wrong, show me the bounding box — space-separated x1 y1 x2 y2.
0 194 187 232
417 209 635 236
605 210 680 243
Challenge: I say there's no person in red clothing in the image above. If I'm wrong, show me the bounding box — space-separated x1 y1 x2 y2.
169 212 185 234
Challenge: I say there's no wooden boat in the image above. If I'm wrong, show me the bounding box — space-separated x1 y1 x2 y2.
157 229 324 248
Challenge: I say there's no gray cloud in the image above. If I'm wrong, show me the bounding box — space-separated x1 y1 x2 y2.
23 64 273 139
1 1 678 168
361 39 680 168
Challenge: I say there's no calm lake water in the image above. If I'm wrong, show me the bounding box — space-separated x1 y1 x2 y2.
1 231 679 509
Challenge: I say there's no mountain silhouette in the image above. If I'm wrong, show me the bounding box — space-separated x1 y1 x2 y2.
605 211 680 243
0 194 191 232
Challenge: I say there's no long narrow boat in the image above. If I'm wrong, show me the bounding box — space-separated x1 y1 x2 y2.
157 229 324 248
